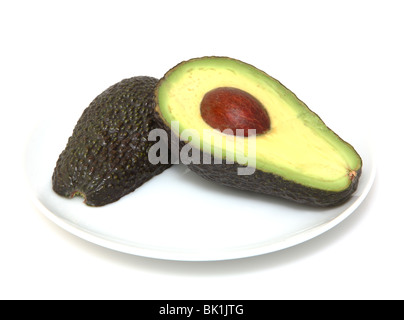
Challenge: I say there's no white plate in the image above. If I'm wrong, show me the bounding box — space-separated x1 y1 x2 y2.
25 116 375 261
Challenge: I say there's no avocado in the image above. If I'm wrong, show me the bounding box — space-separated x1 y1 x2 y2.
154 57 362 207
52 76 171 206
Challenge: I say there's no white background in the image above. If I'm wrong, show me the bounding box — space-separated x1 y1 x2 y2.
1 0 403 299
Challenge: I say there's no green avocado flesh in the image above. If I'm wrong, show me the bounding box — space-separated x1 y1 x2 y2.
155 57 362 206
52 76 171 206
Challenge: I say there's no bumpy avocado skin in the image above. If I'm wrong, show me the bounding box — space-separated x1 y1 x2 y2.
187 156 361 207
52 76 171 206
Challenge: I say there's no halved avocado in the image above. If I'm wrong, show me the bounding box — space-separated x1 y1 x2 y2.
53 76 171 206
154 57 362 207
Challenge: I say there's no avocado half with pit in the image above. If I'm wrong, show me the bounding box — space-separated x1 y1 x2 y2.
154 56 362 207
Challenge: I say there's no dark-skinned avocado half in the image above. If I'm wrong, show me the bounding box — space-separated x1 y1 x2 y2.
154 57 362 207
52 76 171 206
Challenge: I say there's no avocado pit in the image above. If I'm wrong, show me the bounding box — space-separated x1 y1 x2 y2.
200 87 270 137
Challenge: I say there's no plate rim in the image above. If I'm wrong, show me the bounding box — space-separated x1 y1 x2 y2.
27 164 376 261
